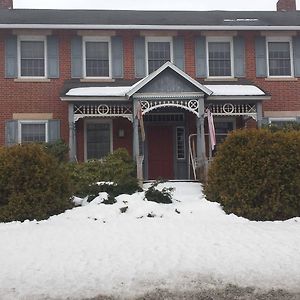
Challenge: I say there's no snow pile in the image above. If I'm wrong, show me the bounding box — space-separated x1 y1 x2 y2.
0 182 300 300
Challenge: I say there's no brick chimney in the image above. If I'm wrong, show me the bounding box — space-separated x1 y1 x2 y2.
0 0 13 9
277 0 296 11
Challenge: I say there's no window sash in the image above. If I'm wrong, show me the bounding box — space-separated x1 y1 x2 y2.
268 42 292 76
147 41 171 73
85 41 110 78
208 42 232 77
176 127 185 160
20 122 47 143
20 40 45 77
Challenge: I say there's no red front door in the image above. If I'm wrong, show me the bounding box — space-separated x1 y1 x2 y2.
147 126 174 179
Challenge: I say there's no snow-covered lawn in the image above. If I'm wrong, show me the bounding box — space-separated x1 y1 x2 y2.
0 182 300 300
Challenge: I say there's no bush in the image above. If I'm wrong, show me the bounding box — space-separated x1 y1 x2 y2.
0 144 73 222
204 129 300 221
42 140 69 163
145 180 174 204
69 148 140 199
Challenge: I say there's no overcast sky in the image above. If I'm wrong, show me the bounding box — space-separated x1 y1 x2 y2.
13 0 300 11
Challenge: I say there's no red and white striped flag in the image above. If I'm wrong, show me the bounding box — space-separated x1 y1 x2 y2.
207 108 216 151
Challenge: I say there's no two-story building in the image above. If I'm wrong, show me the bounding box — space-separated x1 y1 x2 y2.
0 0 300 180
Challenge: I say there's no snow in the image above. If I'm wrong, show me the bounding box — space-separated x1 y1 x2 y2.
66 86 132 96
0 182 300 299
205 85 265 96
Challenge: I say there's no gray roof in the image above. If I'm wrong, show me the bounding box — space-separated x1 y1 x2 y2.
0 9 300 28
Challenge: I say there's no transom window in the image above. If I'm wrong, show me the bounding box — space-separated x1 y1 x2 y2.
207 38 233 77
19 121 48 143
19 37 46 77
267 39 293 77
146 37 172 74
84 38 111 78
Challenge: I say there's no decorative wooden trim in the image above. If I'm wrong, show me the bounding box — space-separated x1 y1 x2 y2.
13 113 53 120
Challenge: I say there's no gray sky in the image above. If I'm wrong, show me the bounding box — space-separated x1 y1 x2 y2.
13 0 300 11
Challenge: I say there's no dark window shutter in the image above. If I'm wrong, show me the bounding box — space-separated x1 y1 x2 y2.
5 36 18 78
71 36 83 78
134 36 146 78
233 36 245 77
195 36 207 78
47 36 59 78
173 36 185 71
111 36 124 78
255 36 267 77
5 120 18 145
293 36 300 77
48 120 61 143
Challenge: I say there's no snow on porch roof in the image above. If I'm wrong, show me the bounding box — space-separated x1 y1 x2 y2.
66 84 265 97
206 85 265 96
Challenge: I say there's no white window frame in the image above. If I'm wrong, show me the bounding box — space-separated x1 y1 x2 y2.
266 36 294 78
18 35 47 79
84 119 113 161
82 36 112 79
18 120 48 144
206 36 234 79
269 117 297 124
145 36 173 75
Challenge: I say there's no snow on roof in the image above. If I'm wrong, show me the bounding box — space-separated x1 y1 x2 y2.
66 86 132 97
205 85 265 96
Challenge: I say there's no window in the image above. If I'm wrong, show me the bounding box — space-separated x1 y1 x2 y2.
18 36 46 78
85 120 112 160
269 117 296 127
207 37 233 77
176 127 185 160
267 38 293 77
19 121 48 143
146 37 172 74
83 37 111 78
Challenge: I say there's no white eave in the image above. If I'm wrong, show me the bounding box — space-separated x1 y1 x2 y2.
1 24 300 30
205 85 265 96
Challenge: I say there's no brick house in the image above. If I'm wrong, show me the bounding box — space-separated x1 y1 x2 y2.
0 0 299 180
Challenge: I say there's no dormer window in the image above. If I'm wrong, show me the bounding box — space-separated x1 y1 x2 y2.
83 37 111 78
146 37 173 74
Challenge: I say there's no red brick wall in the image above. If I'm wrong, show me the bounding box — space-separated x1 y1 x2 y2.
277 0 296 11
0 0 13 9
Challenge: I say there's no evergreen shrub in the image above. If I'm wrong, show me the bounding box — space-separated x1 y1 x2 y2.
204 129 300 221
0 144 73 222
145 180 174 204
69 148 139 199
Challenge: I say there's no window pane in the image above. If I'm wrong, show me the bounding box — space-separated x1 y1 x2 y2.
208 42 231 77
21 123 46 143
215 121 234 144
86 123 111 160
268 42 291 76
85 42 109 77
148 42 171 73
20 41 45 77
176 127 185 159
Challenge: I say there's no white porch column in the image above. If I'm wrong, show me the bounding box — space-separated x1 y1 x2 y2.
68 103 76 161
196 98 207 180
256 101 263 128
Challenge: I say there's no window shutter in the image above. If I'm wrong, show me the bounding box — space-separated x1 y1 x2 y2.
5 120 18 145
5 36 18 78
111 36 124 78
195 36 207 78
293 36 300 77
255 36 267 77
71 36 83 78
47 36 59 78
233 36 245 77
134 36 146 78
48 120 61 143
173 36 185 71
